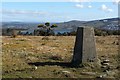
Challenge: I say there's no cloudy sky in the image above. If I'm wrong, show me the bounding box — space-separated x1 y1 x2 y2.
1 1 118 22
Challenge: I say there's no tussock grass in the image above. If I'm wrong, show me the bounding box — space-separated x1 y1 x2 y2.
2 36 119 78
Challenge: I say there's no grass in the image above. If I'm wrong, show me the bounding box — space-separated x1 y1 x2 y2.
2 35 119 78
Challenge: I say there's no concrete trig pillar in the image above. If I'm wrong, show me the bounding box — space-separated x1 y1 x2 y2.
71 27 97 66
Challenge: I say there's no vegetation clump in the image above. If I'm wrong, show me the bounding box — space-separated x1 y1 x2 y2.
37 22 57 36
11 30 17 38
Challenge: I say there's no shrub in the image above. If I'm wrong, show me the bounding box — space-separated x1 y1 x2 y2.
11 30 17 38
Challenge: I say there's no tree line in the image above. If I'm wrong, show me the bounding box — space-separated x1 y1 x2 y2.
36 22 120 36
2 22 120 37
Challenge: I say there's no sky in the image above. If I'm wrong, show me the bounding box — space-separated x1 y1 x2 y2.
1 1 119 22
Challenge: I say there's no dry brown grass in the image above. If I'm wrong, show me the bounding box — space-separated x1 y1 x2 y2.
2 35 119 78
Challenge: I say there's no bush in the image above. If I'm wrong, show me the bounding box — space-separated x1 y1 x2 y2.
94 28 120 36
42 37 49 40
34 29 55 36
11 30 17 38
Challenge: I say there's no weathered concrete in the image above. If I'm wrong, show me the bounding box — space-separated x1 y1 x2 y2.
71 27 97 66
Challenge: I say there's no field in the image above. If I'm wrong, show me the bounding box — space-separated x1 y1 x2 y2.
2 36 119 78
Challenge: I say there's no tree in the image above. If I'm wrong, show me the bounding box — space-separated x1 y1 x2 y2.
37 22 58 36
38 24 44 28
45 22 50 27
51 24 58 28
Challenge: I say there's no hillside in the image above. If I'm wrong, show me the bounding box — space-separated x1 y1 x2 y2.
56 18 119 31
2 18 119 33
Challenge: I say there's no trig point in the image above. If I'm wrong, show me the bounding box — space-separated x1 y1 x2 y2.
71 27 97 66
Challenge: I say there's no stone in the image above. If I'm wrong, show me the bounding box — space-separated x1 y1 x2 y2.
80 72 96 76
103 59 110 63
101 65 108 69
71 27 97 66
34 66 38 70
96 74 107 78
62 71 71 74
102 63 110 66
61 70 74 78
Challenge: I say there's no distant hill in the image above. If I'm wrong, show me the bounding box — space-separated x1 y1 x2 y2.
82 18 119 30
2 17 119 33
56 18 119 31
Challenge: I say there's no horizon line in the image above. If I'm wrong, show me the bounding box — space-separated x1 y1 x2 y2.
1 17 119 23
